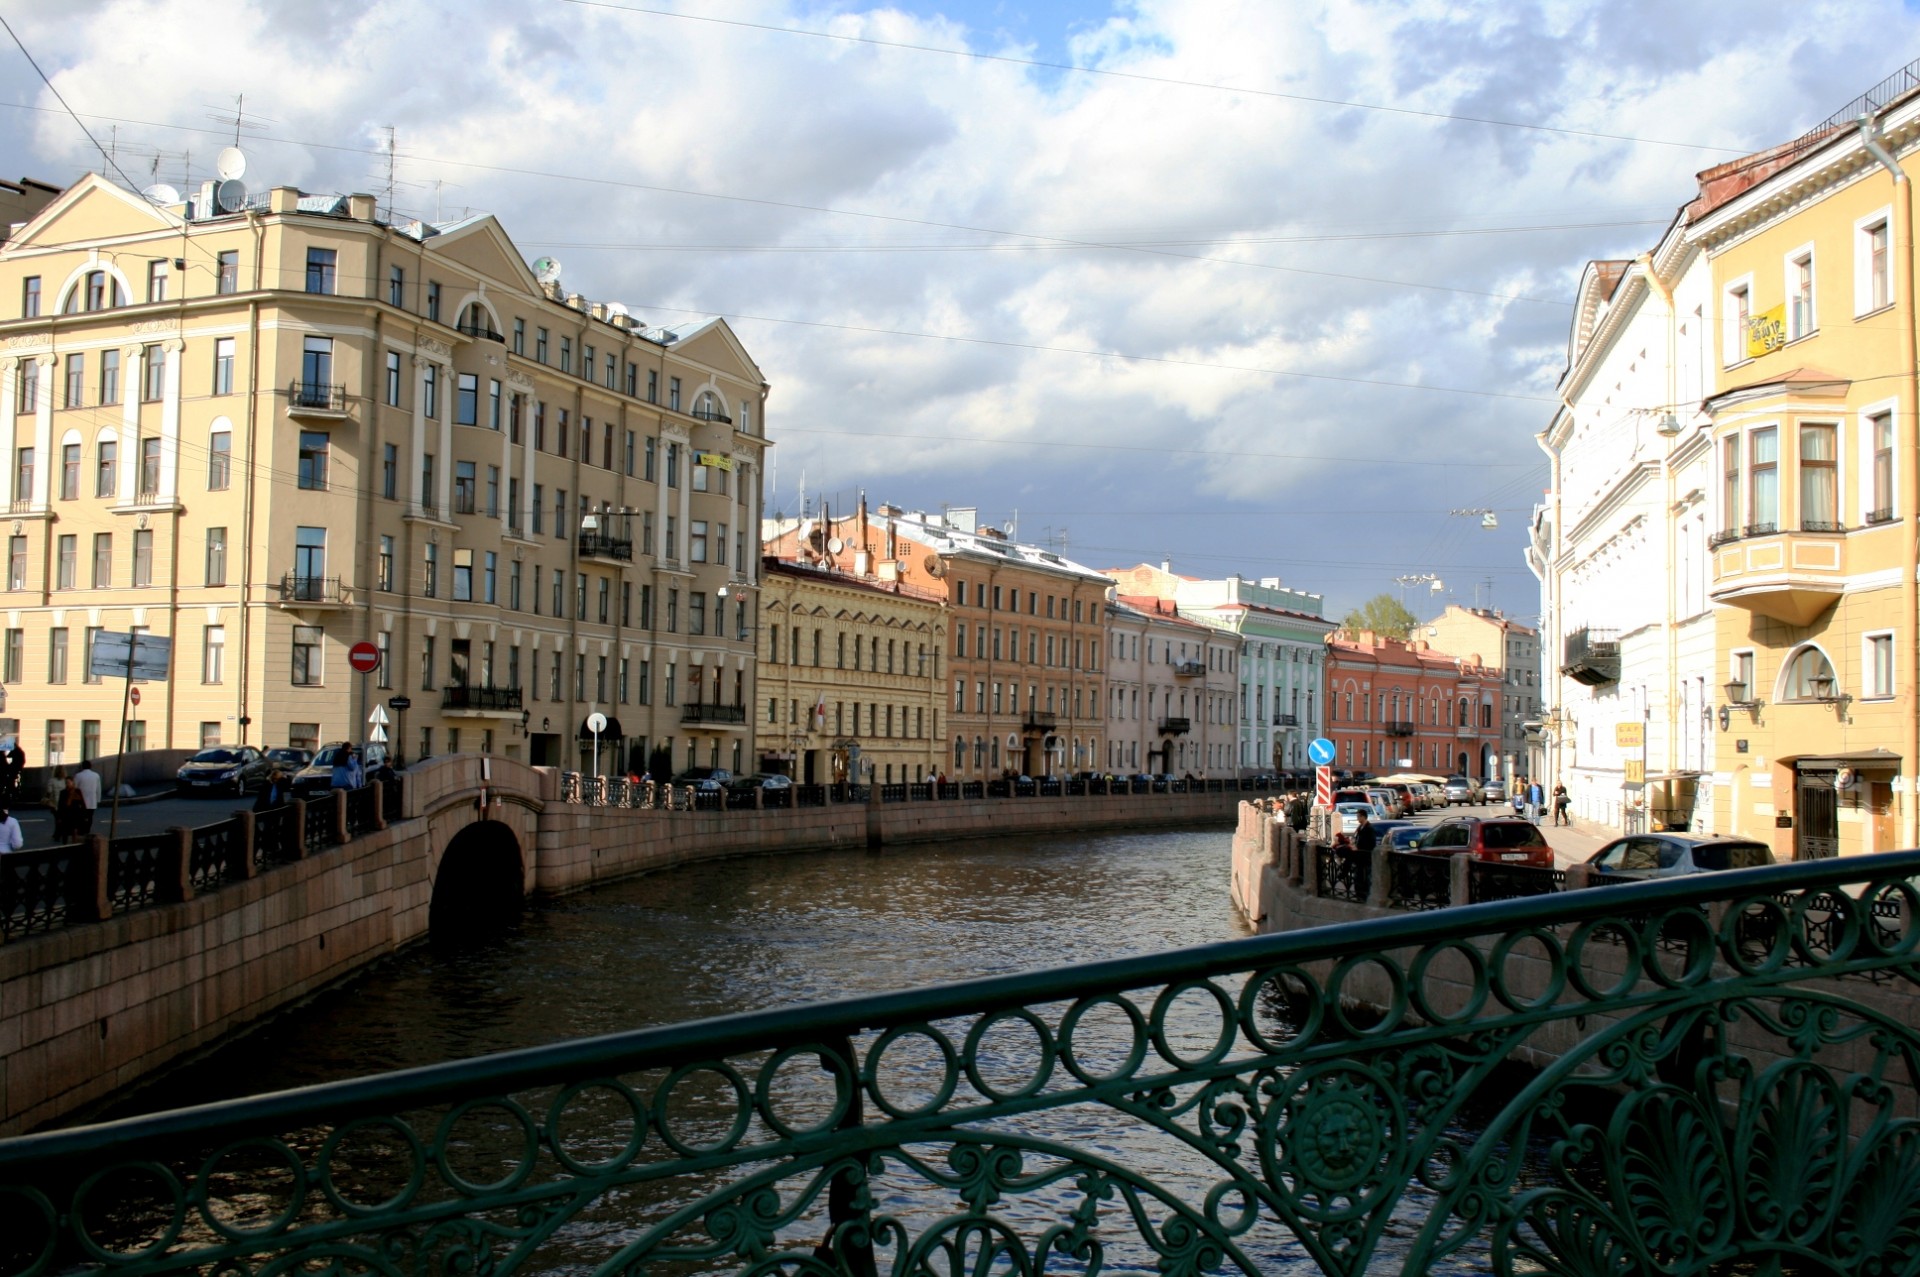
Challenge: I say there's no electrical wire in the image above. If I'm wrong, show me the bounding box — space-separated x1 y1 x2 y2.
558 0 1749 155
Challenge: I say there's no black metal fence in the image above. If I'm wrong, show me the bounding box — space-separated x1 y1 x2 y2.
0 844 79 940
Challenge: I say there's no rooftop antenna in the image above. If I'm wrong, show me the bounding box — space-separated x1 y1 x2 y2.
378 125 395 222
204 94 271 148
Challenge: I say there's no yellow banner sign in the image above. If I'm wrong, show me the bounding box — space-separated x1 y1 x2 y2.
1624 759 1646 784
1745 304 1786 358
1615 722 1644 749
695 452 733 471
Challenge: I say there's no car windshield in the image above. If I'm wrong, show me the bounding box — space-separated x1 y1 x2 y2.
1693 842 1774 871
314 745 347 766
1480 822 1547 850
192 750 240 763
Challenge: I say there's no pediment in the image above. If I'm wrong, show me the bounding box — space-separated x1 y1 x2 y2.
426 217 543 295
7 174 176 250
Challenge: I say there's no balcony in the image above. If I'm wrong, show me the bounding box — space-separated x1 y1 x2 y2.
277 574 352 608
578 532 634 563
286 380 348 419
1022 710 1058 734
1561 627 1620 687
1274 713 1299 727
1172 660 1206 678
690 406 733 424
1711 528 1846 625
455 316 505 343
1384 720 1416 737
681 702 747 727
442 685 523 716
1159 717 1191 736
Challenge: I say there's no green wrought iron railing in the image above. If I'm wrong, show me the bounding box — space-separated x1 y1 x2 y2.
2 851 1918 1276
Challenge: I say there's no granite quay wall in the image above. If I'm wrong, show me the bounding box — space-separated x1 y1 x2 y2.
0 760 1247 1134
1229 800 1919 1105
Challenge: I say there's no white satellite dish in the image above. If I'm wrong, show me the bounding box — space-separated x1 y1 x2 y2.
214 179 249 213
215 146 248 181
532 256 562 284
142 184 182 206
827 537 844 554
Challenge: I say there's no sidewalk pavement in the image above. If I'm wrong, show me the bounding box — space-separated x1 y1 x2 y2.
1542 812 1617 868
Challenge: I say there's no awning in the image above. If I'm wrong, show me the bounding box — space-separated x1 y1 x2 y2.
577 716 624 739
1779 748 1902 770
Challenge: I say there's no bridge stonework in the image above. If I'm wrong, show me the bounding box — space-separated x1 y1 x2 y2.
0 760 1241 1135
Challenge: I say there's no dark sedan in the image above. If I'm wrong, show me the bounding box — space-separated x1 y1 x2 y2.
175 747 271 796
290 742 353 798
1586 833 1775 879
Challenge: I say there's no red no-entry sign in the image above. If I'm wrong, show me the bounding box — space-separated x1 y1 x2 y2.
348 641 381 673
129 687 141 706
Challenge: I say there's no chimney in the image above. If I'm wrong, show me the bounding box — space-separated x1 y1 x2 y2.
348 193 377 221
268 186 300 214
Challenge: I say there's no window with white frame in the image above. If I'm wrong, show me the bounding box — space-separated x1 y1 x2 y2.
1780 645 1838 702
1730 650 1756 704
1865 631 1895 699
1799 422 1838 531
1748 426 1778 532
1724 277 1753 365
1858 209 1893 314
1867 408 1896 523
1786 247 1815 340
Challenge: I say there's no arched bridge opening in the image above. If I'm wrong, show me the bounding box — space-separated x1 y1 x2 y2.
429 819 526 944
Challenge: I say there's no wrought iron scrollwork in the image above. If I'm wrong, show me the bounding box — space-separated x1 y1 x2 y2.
4 853 1919 1276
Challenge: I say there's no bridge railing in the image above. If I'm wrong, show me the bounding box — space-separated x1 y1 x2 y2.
3 852 1916 1277
549 772 1284 809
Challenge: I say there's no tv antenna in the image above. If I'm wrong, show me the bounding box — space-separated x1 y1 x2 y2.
205 94 271 148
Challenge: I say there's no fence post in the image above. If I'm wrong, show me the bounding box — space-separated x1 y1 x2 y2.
1301 838 1322 896
162 825 194 904
1367 846 1391 908
331 788 349 845
370 780 388 831
1450 854 1473 908
229 810 257 880
753 785 764 811
288 798 309 860
75 834 111 922
1563 863 1593 891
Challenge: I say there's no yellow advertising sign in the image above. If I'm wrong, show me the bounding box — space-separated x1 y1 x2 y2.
1615 722 1644 749
1624 760 1646 784
695 452 733 471
1745 304 1786 359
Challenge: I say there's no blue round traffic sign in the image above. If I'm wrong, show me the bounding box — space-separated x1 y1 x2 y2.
1307 738 1336 767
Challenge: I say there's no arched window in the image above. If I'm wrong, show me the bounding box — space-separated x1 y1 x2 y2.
1781 645 1839 701
692 390 730 423
62 270 125 314
953 737 965 768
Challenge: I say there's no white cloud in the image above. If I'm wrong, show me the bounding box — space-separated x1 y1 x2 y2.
0 0 1912 613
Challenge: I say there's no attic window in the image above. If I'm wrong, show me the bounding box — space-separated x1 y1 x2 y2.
62 270 124 314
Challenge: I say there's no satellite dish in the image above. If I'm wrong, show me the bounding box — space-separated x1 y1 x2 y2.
923 555 945 578
215 146 248 181
827 537 844 554
142 184 181 206
215 179 248 213
532 256 562 284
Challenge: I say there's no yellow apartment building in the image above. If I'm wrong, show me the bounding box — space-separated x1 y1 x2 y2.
1692 97 1920 856
757 558 946 784
0 173 767 776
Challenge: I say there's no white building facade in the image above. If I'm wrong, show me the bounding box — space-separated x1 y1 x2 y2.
1529 226 1720 832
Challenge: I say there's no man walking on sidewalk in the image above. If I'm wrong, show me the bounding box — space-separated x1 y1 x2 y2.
73 760 101 835
1526 778 1544 824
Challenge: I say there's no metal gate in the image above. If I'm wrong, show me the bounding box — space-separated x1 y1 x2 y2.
1796 768 1839 859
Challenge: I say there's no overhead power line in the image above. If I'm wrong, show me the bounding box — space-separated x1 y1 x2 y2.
559 0 1749 155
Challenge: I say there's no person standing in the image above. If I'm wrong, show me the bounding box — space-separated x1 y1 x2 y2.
1354 809 1378 852
53 775 85 843
1552 782 1571 826
0 804 21 853
72 760 101 835
345 747 365 790
1526 778 1544 824
1286 790 1310 832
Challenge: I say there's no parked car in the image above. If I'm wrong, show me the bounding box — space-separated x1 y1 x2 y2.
1443 777 1481 806
1366 788 1409 819
1332 801 1375 834
671 768 734 791
175 747 271 796
1586 834 1775 879
1410 817 1555 869
1384 824 1429 851
266 747 313 772
290 742 353 797
726 772 793 792
1479 778 1507 803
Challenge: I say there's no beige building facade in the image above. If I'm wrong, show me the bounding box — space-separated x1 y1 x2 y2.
0 174 766 776
1104 595 1243 777
758 558 946 784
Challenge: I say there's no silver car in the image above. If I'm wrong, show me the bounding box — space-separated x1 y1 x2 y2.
1443 777 1480 806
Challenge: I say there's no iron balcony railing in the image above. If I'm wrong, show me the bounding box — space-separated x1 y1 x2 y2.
690 405 733 423
681 702 746 725
441 685 523 712
1384 719 1416 736
1744 521 1779 538
1273 713 1298 726
286 380 346 413
455 315 506 342
1158 716 1191 735
5 850 1914 1277
1022 709 1058 732
1708 527 1743 549
578 531 634 562
1172 659 1206 677
1561 625 1620 686
278 574 347 604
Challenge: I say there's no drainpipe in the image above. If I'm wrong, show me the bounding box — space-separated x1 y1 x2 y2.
1860 113 1920 846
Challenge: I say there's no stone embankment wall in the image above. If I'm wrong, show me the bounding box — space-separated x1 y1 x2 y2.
1 761 1239 1135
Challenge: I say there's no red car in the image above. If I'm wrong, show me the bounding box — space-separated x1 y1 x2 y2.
1409 817 1555 869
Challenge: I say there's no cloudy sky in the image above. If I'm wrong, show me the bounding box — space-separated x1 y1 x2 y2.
1 1 1912 619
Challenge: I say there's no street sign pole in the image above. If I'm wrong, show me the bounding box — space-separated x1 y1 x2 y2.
109 640 136 842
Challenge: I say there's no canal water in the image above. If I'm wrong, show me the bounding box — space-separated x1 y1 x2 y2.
99 827 1531 1274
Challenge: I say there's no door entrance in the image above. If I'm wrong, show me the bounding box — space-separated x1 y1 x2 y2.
1794 768 1839 860
1871 781 1896 855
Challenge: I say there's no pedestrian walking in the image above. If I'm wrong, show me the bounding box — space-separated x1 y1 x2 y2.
346 747 365 790
72 760 101 835
1526 778 1545 825
1552 782 1571 826
53 776 85 843
254 770 287 811
0 805 21 853
1286 790 1310 832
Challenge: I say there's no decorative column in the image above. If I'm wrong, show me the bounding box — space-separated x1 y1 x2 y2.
521 394 537 532
409 355 429 514
119 346 139 505
0 354 16 507
30 354 53 508
159 337 184 499
423 338 454 517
